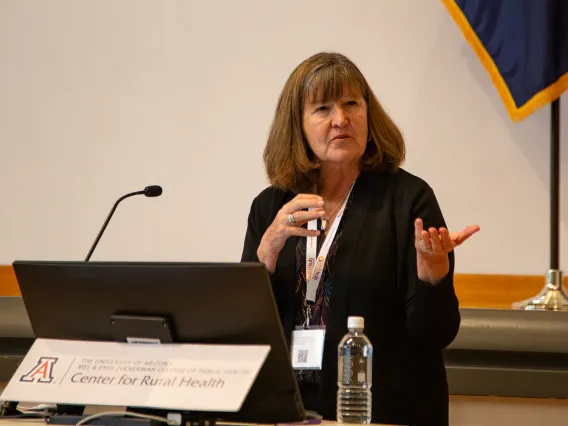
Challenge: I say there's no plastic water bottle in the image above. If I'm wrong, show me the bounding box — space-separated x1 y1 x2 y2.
337 316 373 423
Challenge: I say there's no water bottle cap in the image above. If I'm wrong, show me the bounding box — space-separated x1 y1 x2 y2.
348 316 364 329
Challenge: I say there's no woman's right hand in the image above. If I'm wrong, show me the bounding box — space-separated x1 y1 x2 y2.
257 194 326 273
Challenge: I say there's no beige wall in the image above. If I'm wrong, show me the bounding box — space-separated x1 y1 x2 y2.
0 0 567 275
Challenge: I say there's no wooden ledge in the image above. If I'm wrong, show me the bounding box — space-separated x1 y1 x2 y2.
452 273 548 309
0 265 556 309
0 265 20 297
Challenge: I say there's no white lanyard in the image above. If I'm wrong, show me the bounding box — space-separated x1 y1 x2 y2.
305 184 354 305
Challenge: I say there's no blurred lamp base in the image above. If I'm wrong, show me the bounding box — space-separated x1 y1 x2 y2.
512 269 568 311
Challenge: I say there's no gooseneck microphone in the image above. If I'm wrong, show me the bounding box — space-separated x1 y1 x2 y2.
84 185 163 261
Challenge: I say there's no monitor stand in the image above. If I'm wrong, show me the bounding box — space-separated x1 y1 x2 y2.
46 314 217 426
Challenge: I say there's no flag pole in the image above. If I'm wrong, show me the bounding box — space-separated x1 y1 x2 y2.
513 98 568 310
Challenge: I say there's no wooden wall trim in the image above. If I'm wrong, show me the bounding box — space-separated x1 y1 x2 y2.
452 273 547 309
0 265 20 297
0 264 558 309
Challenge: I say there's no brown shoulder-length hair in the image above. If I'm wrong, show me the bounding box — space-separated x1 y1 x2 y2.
263 52 405 193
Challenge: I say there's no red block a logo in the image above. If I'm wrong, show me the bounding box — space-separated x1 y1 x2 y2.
19 357 58 383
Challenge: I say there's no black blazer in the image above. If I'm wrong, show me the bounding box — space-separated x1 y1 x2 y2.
241 168 460 426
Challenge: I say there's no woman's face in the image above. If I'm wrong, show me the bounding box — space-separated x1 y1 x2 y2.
302 84 368 168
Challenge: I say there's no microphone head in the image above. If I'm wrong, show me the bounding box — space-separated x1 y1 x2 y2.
144 185 162 197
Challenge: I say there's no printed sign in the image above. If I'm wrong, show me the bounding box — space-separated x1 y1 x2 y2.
1 339 270 412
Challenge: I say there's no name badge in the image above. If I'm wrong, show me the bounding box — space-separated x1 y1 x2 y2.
290 328 326 370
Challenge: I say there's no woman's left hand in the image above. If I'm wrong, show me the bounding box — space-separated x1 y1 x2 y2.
414 218 480 284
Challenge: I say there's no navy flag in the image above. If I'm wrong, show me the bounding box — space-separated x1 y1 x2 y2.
442 0 568 121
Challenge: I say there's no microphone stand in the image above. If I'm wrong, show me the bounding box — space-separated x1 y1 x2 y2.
513 98 568 310
84 190 145 261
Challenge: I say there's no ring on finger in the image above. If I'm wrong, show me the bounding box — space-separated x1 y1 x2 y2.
288 213 297 226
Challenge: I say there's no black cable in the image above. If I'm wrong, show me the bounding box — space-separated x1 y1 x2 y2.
0 401 21 417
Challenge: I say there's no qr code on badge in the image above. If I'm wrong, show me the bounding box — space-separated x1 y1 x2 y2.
297 349 309 364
